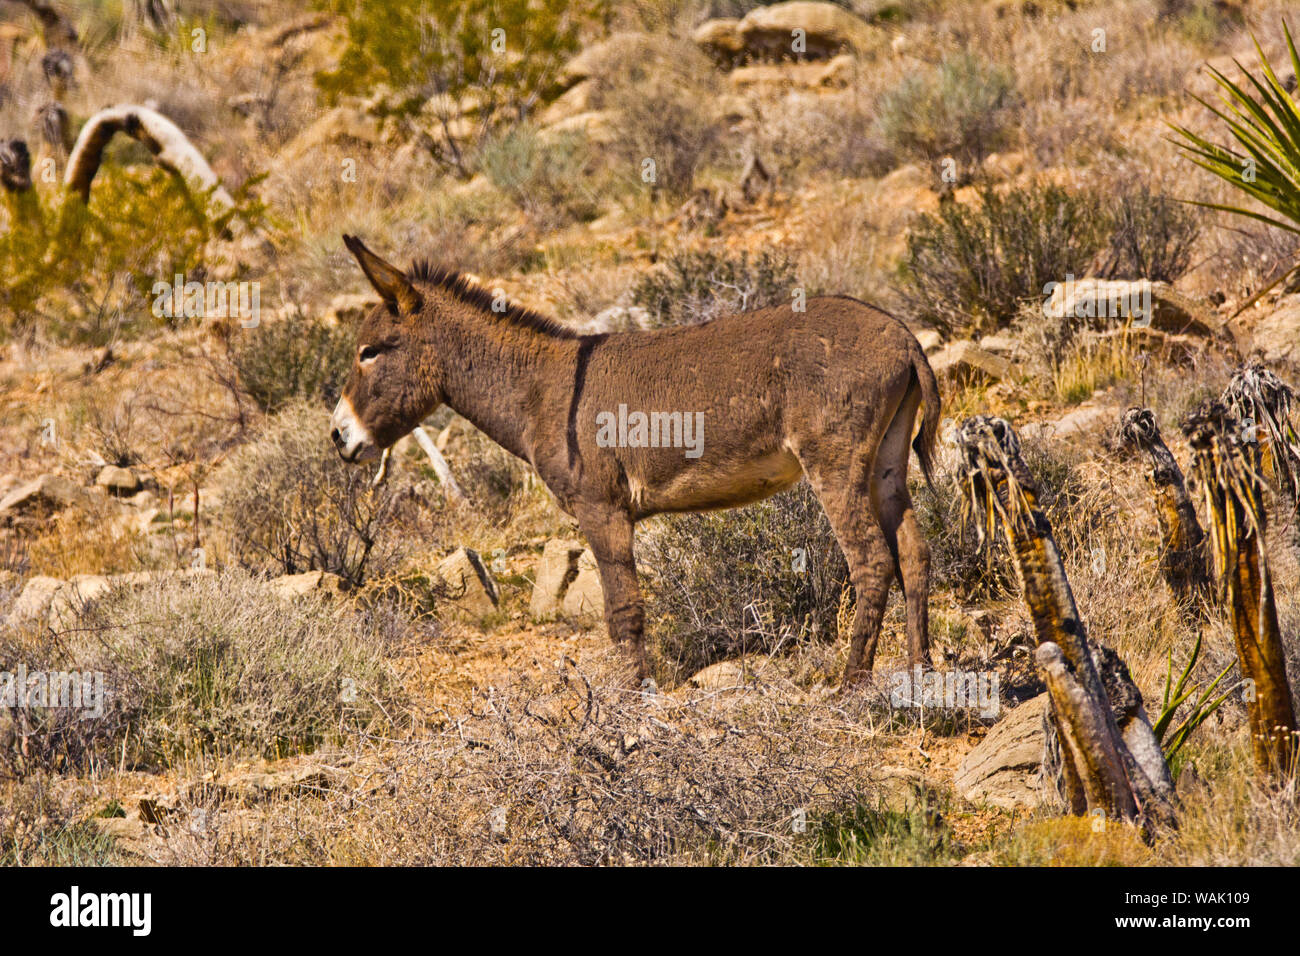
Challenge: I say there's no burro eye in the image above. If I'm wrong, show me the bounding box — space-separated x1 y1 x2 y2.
359 345 380 362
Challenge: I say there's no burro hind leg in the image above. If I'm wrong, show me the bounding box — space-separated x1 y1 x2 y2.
799 445 896 690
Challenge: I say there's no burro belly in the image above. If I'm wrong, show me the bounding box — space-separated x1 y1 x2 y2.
630 448 804 516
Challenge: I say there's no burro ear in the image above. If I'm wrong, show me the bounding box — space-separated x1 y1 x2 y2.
342 234 423 315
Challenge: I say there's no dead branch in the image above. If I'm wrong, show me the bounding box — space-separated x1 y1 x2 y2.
371 426 468 506
64 104 233 211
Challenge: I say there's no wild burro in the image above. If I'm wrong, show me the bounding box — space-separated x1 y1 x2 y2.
330 236 940 687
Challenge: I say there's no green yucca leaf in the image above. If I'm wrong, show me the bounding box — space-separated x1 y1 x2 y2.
1168 20 1300 238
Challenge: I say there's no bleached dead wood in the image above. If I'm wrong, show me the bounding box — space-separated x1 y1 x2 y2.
64 104 233 211
371 427 467 506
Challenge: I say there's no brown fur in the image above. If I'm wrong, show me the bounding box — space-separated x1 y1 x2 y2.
331 235 940 686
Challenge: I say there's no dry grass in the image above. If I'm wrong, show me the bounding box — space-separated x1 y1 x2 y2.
4 0 1300 869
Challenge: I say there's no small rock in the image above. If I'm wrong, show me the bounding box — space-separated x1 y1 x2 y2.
1043 279 1223 338
268 571 345 601
95 465 141 496
560 549 603 620
954 693 1049 809
1250 294 1300 369
930 340 1017 383
436 548 500 618
687 655 773 690
530 538 585 619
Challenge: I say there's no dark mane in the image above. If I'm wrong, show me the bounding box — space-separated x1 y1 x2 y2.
407 259 579 339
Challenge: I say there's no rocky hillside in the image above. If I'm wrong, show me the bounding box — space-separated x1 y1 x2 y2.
1 0 1299 866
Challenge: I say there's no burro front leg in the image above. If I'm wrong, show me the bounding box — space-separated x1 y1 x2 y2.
576 504 649 682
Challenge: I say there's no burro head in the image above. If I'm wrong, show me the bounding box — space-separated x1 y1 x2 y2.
330 235 442 463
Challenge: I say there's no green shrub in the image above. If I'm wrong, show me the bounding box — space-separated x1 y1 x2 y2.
876 53 1017 168
229 309 356 414
641 481 849 680
313 0 598 176
631 247 797 327
900 183 1112 337
218 402 407 586
0 166 262 344
0 570 405 772
478 126 600 225
1095 187 1200 283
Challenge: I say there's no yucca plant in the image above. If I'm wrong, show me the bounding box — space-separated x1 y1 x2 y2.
1169 22 1300 299
1170 22 1300 234
1153 632 1236 764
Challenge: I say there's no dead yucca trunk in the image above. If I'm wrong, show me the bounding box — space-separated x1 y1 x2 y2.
1222 360 1300 543
957 416 1176 832
1119 407 1209 603
1182 400 1299 779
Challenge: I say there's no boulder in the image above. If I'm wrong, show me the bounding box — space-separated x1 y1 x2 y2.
95 465 141 496
559 32 662 88
0 474 89 519
436 548 500 618
538 78 596 126
978 333 1019 356
537 110 616 146
530 538 585 619
1250 294 1300 368
954 693 1050 809
691 18 746 65
737 2 878 60
1043 279 1224 338
914 328 943 354
561 549 604 620
47 574 113 629
7 575 63 626
930 340 1017 383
